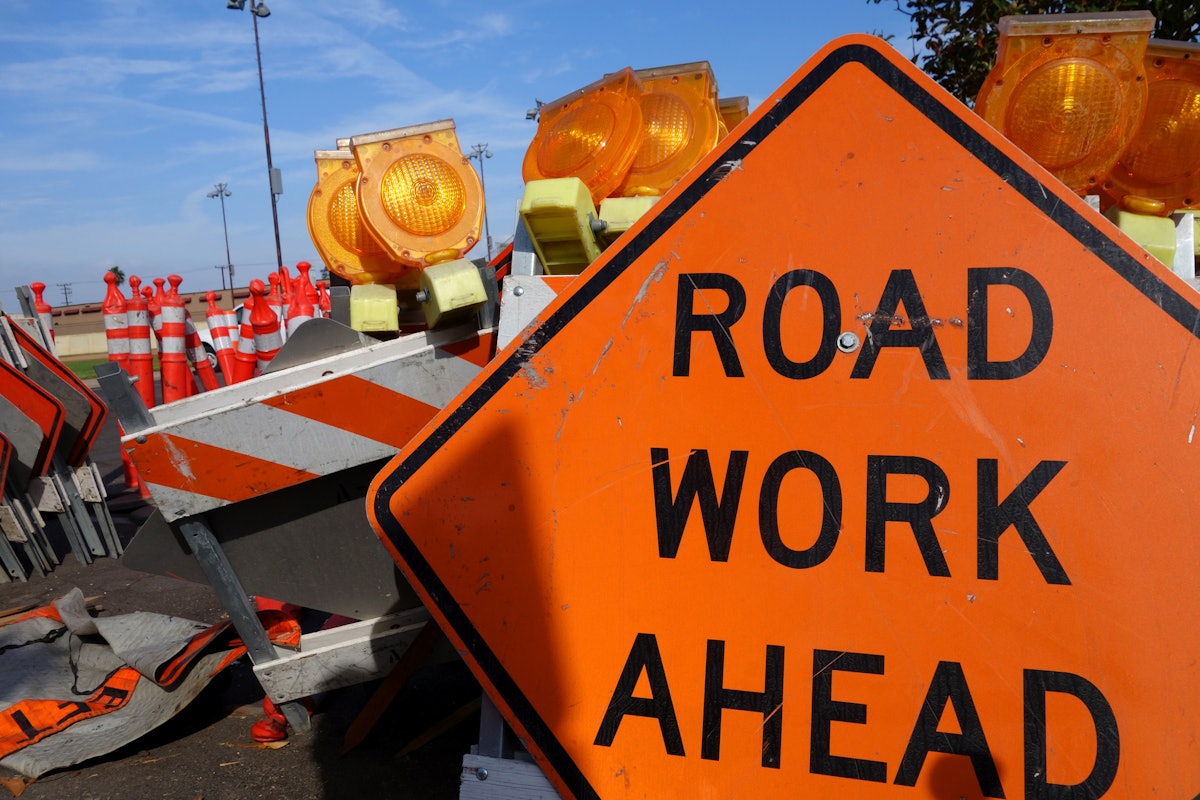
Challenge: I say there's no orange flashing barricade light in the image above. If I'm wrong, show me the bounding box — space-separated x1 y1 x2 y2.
351 120 484 274
306 149 406 286
1105 39 1200 214
617 61 724 198
522 68 645 205
975 10 1154 195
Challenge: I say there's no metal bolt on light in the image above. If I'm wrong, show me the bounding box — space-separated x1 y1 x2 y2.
837 331 860 353
513 286 525 297
475 767 489 781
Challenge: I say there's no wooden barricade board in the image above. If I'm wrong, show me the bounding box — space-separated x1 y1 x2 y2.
369 36 1200 799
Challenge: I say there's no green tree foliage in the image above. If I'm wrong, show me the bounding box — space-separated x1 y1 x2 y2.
869 1 1200 103
107 265 125 288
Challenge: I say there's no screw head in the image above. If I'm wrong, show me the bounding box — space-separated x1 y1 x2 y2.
475 767 488 781
837 331 860 353
513 286 525 297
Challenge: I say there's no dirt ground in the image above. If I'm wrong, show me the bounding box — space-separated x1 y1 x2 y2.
0 414 483 800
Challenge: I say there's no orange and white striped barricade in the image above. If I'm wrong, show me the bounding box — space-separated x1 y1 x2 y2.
158 276 190 404
124 276 156 409
101 272 131 373
27 282 55 350
99 321 497 723
231 292 258 384
115 320 496 524
249 279 284 373
205 291 238 378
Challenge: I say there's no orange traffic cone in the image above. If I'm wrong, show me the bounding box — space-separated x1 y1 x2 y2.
205 291 238 378
249 279 284 373
125 277 156 409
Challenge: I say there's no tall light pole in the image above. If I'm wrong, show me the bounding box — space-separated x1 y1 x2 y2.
207 183 234 289
467 143 493 260
226 0 284 277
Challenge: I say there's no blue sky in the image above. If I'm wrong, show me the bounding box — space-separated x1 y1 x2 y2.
0 0 916 315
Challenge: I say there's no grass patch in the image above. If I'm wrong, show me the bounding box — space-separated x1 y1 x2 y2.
60 353 113 382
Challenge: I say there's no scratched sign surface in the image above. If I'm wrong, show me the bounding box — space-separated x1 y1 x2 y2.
369 36 1200 799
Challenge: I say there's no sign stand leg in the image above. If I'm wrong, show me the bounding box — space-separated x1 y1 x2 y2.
176 516 311 734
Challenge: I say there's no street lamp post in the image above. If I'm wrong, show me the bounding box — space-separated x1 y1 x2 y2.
207 183 234 289
467 143 493 260
227 0 284 277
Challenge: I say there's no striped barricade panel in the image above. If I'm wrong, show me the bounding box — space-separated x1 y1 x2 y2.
124 325 495 522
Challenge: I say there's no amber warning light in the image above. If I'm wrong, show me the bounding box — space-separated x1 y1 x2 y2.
975 10 1154 196
1105 39 1200 214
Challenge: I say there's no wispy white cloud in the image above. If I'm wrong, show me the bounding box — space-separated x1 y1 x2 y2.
0 150 102 173
0 56 187 93
328 0 408 32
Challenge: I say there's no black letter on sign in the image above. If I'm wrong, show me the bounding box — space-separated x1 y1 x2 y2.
763 269 840 379
55 701 92 725
851 269 950 380
760 450 842 569
595 633 685 757
977 459 1070 585
866 455 951 577
967 268 1053 380
1024 669 1119 799
810 650 887 783
9 710 49 743
894 661 1005 798
702 639 785 768
673 273 746 378
652 448 748 562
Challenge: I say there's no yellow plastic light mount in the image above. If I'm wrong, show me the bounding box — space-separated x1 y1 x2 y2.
596 195 660 248
349 283 400 332
975 11 1154 195
1106 204 1178 267
718 95 750 134
416 257 488 329
519 177 603 275
616 61 724 198
306 149 414 286
1105 39 1200 214
351 120 484 270
522 68 644 205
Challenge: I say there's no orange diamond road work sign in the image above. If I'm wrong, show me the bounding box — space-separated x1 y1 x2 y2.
368 35 1200 799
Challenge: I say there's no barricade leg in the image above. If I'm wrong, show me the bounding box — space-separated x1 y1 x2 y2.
176 516 311 734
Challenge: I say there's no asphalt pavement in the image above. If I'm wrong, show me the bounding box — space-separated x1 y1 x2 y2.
0 409 481 800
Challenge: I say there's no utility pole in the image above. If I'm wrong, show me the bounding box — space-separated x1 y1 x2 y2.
207 182 234 288
56 282 72 305
467 143 493 260
226 0 283 276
